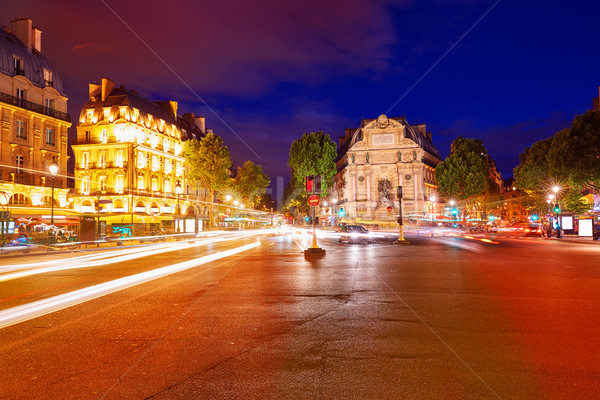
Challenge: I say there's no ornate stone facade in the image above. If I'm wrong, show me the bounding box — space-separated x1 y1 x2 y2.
334 115 441 224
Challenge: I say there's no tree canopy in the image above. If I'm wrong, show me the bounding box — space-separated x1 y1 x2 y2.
435 137 491 201
184 132 232 227
288 131 337 197
234 160 270 208
513 110 600 213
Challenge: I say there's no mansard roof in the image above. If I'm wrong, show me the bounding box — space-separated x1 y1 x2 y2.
0 26 65 95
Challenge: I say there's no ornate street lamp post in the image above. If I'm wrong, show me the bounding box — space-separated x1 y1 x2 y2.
49 160 59 227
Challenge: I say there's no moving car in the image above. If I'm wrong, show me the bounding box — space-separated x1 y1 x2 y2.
487 224 498 233
338 225 373 244
524 223 543 237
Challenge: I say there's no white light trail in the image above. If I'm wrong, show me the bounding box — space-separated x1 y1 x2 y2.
0 232 266 282
0 241 261 329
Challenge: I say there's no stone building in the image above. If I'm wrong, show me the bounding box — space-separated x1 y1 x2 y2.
71 77 206 233
0 18 71 226
334 114 441 224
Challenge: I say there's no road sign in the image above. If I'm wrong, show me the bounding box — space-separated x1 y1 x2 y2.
386 206 392 212
308 195 320 207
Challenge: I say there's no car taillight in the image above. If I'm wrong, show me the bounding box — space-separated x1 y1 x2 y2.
525 229 530 232
537 229 541 233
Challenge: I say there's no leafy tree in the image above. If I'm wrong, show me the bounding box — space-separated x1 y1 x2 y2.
513 137 553 191
234 161 270 208
436 137 490 201
184 132 232 227
288 131 337 199
548 110 600 192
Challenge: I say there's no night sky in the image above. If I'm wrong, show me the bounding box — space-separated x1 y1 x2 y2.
5 0 600 186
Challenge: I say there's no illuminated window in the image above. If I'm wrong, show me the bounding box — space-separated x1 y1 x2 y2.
43 68 53 87
137 151 145 168
115 175 124 194
151 177 158 192
119 107 126 119
15 155 24 173
115 150 124 167
176 162 182 176
82 176 90 194
99 176 106 192
152 155 159 171
164 179 171 193
16 120 26 139
100 129 108 143
103 108 110 119
82 152 89 168
86 109 94 122
99 151 106 168
174 143 181 155
163 138 170 152
137 175 145 190
164 159 172 173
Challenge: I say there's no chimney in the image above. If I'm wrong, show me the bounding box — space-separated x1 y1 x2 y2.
101 77 115 101
169 101 177 119
10 18 32 51
89 82 101 100
195 116 205 133
31 26 42 53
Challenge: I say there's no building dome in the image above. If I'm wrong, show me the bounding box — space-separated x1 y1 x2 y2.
0 24 65 95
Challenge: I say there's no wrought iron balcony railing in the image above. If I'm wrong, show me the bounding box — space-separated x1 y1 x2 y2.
0 92 71 123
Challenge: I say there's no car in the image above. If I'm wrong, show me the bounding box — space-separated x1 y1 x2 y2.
524 223 543 237
487 225 498 233
338 225 373 244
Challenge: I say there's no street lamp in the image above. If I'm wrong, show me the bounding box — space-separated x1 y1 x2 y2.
49 160 59 227
430 195 437 226
175 181 182 233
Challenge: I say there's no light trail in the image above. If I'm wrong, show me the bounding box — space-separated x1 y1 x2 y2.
0 241 261 329
0 232 266 282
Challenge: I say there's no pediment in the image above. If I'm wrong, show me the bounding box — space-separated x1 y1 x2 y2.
363 114 403 130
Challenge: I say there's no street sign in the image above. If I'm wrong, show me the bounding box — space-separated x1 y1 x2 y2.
308 195 320 207
386 206 392 212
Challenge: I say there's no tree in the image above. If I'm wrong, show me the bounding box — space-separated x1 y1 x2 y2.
436 137 490 201
287 131 337 200
513 137 553 191
184 132 232 227
234 161 270 208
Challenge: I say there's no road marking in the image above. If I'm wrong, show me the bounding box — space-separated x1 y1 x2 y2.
0 241 261 329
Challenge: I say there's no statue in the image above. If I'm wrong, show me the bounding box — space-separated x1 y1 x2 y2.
375 179 393 210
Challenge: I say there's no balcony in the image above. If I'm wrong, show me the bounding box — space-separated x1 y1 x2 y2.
10 172 35 185
0 91 71 123
80 161 128 170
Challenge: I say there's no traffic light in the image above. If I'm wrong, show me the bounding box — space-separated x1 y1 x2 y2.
305 216 309 222
553 204 560 213
451 208 458 217
338 207 345 216
306 176 314 193
531 214 538 221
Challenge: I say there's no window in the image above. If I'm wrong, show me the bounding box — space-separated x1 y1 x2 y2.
115 175 124 194
16 88 25 106
43 68 53 87
174 143 181 155
137 151 145 168
98 151 106 168
119 107 126 119
115 150 124 167
137 175 145 190
82 152 89 168
163 138 170 152
82 176 90 194
103 108 110 119
13 56 24 75
15 155 24 173
164 179 171 193
85 130 91 142
16 120 26 140
164 159 172 173
100 129 108 143
45 98 54 112
86 109 94 122
151 177 158 192
45 127 54 146
176 162 182 176
152 155 159 171
99 176 106 192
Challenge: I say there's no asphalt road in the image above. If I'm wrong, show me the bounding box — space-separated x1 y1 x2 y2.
0 229 599 400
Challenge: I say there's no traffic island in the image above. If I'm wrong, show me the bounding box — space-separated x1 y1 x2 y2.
304 247 326 257
394 239 411 245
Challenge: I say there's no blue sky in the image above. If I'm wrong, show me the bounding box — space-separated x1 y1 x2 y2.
5 0 600 183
